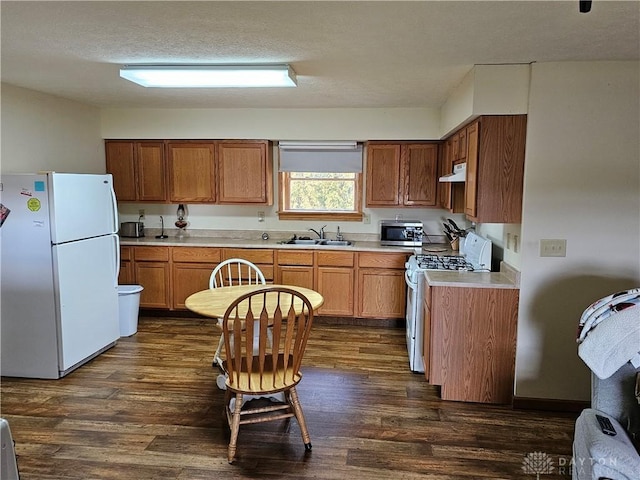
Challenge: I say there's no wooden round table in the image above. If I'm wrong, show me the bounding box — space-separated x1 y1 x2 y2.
185 284 325 319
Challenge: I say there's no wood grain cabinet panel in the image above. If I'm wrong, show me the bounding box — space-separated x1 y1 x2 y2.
172 262 218 310
167 142 216 203
366 144 402 206
316 267 354 316
106 141 166 202
428 285 519 404
135 262 170 309
222 248 274 282
276 250 314 289
402 144 438 206
217 141 273 205
357 269 406 319
464 115 527 223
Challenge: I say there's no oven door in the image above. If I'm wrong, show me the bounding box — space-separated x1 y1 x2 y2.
404 268 425 373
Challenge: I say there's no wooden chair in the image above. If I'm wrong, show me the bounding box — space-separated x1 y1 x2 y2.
221 286 314 463
209 258 266 370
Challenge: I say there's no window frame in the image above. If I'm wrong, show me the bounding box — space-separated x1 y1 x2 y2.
278 171 364 221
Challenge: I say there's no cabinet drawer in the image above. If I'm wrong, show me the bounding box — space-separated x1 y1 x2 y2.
120 246 132 261
358 252 407 269
133 246 169 262
223 248 274 264
317 251 354 267
277 250 314 266
172 247 221 263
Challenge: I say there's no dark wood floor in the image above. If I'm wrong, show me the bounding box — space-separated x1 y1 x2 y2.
1 315 579 479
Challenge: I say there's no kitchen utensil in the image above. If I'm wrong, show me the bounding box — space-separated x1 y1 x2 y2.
447 218 465 236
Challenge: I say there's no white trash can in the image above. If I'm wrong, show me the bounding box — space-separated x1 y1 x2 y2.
117 285 144 337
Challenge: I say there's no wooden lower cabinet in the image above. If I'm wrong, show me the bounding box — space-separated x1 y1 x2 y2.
316 267 354 316
135 262 171 309
428 285 519 404
222 248 274 282
315 251 355 316
171 247 222 310
356 252 408 319
122 245 406 319
276 250 314 289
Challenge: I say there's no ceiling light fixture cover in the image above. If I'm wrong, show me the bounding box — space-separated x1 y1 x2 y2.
120 64 297 88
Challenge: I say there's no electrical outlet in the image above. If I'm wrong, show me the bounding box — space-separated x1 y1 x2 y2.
506 233 512 249
363 214 371 224
540 239 566 257
138 209 145 219
258 211 265 222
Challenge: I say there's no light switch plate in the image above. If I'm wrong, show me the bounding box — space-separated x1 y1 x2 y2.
540 239 567 257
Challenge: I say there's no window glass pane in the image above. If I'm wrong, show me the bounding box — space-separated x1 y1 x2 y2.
288 172 355 211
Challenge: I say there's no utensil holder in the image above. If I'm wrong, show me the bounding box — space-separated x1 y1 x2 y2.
450 237 459 251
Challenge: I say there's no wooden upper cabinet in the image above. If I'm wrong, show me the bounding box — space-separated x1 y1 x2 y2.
402 144 438 206
365 144 402 206
217 141 273 205
167 142 216 203
106 141 166 202
366 142 439 207
464 115 527 223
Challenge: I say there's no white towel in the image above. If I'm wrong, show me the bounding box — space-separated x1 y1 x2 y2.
578 305 640 379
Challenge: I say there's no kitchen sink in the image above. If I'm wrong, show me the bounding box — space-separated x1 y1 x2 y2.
280 238 353 246
317 240 354 246
282 239 320 245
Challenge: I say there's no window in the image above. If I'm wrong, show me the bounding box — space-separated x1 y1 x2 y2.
278 142 363 221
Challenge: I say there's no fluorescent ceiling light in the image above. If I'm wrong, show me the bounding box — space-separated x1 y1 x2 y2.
120 64 297 88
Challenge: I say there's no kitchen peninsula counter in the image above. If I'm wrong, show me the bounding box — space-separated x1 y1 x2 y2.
424 261 520 289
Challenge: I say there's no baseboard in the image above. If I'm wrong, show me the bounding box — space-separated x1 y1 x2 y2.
513 396 589 413
141 309 405 328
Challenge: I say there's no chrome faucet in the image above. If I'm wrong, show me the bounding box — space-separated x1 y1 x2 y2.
336 226 344 241
309 225 327 239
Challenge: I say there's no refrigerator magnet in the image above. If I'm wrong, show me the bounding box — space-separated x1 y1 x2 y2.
27 198 41 212
0 204 10 227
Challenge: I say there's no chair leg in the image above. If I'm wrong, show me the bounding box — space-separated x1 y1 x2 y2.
228 392 243 463
212 334 225 370
288 387 312 451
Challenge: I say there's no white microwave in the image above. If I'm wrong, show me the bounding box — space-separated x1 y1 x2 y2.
380 220 424 246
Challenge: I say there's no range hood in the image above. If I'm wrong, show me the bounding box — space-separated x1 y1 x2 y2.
439 162 466 183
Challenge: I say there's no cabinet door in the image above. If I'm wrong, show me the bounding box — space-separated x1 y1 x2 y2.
135 262 170 308
464 122 479 218
119 261 133 284
106 141 137 201
316 267 354 316
217 141 272 205
279 266 315 290
365 144 401 206
172 263 217 310
403 144 438 206
357 269 405 318
137 142 167 202
167 142 216 203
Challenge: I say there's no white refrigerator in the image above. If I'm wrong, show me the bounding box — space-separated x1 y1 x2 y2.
1 173 121 378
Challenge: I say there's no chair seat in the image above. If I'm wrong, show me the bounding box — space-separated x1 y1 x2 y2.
224 355 302 394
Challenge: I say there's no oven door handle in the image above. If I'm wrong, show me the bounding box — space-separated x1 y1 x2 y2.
405 270 418 291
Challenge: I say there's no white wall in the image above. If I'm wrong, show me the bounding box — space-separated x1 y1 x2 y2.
101 107 440 141
0 84 104 174
515 61 640 401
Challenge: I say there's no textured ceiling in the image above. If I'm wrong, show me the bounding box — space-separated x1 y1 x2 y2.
1 1 638 109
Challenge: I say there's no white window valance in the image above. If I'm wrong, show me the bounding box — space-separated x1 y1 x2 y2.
278 141 363 173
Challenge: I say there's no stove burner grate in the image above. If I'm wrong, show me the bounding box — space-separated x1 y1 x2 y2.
415 254 475 271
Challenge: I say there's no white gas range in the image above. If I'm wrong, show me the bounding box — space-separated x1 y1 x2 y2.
404 231 492 373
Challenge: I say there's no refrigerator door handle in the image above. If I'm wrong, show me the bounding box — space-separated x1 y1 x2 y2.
113 234 120 287
109 185 119 234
